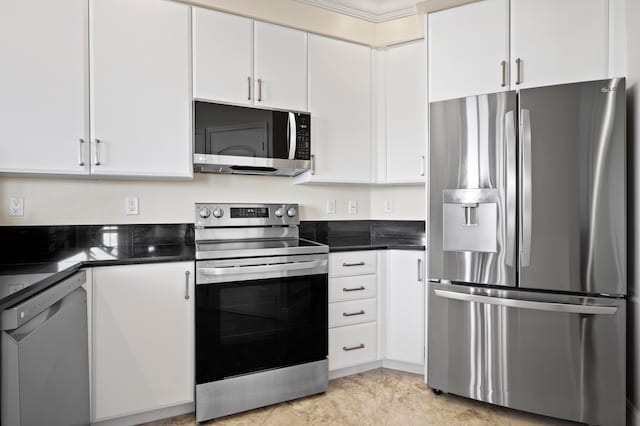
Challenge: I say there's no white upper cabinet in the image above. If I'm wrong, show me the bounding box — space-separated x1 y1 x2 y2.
510 0 608 89
193 8 253 106
0 0 90 175
92 262 194 422
428 0 611 102
193 8 308 112
90 0 192 178
254 22 307 111
385 40 426 184
428 0 509 102
294 34 372 184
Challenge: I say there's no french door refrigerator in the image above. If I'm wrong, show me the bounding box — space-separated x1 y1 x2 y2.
427 78 626 426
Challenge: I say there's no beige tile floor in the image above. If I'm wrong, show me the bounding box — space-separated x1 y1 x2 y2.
144 369 576 426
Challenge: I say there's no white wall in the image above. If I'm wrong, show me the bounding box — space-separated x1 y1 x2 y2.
626 0 640 422
0 175 425 225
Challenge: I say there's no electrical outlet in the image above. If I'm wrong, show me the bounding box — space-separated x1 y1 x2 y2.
348 200 358 214
126 197 139 215
8 197 24 217
327 199 336 214
384 200 394 213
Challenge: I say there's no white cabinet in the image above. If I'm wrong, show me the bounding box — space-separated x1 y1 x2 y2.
92 262 194 422
510 0 608 89
254 22 307 112
385 250 425 366
0 0 90 175
427 0 611 102
428 0 509 102
381 40 426 184
193 8 307 112
294 34 372 184
90 0 192 178
193 8 253 106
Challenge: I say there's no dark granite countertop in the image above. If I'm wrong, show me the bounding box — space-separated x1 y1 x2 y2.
0 220 424 310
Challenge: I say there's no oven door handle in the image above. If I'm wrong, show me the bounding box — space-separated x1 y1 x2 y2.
199 259 327 276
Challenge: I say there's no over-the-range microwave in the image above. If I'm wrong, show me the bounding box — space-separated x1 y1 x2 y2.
193 101 311 176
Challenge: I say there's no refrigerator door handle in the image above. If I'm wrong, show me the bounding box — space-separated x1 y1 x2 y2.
505 110 517 267
433 289 618 315
521 109 533 266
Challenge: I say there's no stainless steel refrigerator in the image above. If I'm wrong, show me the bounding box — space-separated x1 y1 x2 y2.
427 78 626 426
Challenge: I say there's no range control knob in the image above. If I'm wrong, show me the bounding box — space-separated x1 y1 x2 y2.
212 208 224 218
275 208 284 217
199 207 211 219
287 207 297 217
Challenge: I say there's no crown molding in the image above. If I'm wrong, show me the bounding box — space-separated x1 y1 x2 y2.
294 0 417 22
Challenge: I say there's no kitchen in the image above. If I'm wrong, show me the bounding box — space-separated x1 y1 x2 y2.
0 0 638 425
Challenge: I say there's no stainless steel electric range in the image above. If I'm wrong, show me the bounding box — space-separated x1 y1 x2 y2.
194 203 329 422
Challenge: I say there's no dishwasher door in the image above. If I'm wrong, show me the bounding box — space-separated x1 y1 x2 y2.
427 281 625 426
1 287 89 426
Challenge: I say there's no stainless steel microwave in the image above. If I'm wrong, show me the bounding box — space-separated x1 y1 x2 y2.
193 101 311 176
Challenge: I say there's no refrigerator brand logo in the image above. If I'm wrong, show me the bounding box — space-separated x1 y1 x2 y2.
601 86 617 93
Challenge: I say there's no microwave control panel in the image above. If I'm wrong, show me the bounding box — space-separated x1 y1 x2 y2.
295 114 311 160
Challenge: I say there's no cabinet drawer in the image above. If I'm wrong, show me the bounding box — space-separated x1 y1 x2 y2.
329 322 376 371
330 251 377 277
329 298 377 328
329 275 377 302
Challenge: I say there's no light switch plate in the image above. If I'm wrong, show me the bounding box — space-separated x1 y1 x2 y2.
126 197 139 215
327 199 336 214
348 200 358 214
384 200 394 213
8 197 24 217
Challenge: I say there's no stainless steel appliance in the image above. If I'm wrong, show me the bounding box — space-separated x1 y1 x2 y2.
194 203 329 422
428 78 626 426
193 102 311 176
1 270 89 426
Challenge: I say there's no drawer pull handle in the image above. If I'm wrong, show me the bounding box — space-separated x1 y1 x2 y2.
342 261 365 267
343 310 365 317
343 286 365 292
343 344 365 352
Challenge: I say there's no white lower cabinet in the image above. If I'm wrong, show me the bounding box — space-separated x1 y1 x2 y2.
91 262 194 422
329 322 377 371
384 250 425 366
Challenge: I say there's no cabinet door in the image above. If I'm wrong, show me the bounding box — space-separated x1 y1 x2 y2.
511 0 608 89
297 35 372 184
386 40 426 184
0 0 89 175
193 8 253 105
92 262 194 421
254 22 307 112
90 0 191 178
428 0 509 102
386 250 425 365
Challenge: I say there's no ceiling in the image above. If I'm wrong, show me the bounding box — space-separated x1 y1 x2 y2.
294 0 418 22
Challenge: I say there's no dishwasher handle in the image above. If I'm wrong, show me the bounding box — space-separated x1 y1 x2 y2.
1 270 87 331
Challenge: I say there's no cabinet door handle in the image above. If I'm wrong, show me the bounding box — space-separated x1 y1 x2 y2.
342 286 365 292
247 76 252 100
257 78 262 102
515 58 522 85
342 261 365 267
94 139 101 166
343 344 365 352
501 60 507 87
417 258 423 282
420 155 425 176
310 154 316 175
343 310 365 317
78 139 85 166
184 270 190 300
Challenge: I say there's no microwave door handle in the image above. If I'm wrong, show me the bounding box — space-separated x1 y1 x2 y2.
288 112 297 160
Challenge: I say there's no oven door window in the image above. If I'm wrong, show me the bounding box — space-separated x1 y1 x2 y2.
196 274 328 383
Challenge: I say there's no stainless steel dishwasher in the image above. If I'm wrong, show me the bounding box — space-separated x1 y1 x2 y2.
1 270 89 426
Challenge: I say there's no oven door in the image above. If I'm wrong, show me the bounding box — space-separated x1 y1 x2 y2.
195 254 328 384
